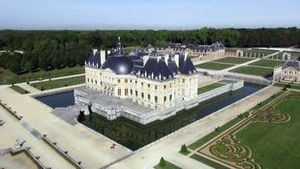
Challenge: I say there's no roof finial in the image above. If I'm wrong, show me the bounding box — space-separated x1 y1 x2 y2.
116 36 123 55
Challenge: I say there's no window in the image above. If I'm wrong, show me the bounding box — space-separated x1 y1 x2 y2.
130 79 132 83
87 78 89 82
164 96 167 102
141 92 144 98
130 89 133 95
118 89 121 96
164 85 166 89
169 94 172 101
125 89 128 96
155 85 157 89
118 79 121 83
182 79 185 83
141 82 144 86
125 79 128 83
135 91 138 96
148 94 151 100
95 80 97 84
148 84 150 88
155 96 158 103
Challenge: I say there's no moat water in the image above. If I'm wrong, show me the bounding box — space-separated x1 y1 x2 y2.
36 91 74 108
36 83 264 150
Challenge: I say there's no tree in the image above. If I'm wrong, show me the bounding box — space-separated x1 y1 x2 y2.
7 52 22 73
180 144 189 154
77 110 86 122
159 157 166 167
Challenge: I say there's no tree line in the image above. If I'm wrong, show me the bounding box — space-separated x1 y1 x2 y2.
0 28 299 73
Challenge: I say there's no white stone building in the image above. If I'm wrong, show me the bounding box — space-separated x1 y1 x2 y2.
84 37 198 111
280 59 300 82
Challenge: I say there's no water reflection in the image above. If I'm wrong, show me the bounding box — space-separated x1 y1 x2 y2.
81 83 264 150
36 91 74 108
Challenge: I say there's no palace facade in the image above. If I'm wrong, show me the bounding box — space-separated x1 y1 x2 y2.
280 59 300 82
84 37 198 110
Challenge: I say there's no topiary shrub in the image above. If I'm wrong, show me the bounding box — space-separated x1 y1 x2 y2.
180 144 189 155
159 157 166 167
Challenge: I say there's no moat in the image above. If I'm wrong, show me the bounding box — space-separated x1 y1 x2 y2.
36 83 264 150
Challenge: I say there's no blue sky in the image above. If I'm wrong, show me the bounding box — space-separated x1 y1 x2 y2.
0 0 299 29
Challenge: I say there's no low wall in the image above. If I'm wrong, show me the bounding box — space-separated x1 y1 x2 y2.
75 80 244 125
30 84 85 98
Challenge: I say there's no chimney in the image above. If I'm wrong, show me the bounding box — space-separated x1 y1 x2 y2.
143 55 149 66
100 50 106 65
93 49 98 56
164 54 169 65
174 54 179 67
184 52 188 61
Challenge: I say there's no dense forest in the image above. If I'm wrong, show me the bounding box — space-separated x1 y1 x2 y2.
0 28 299 73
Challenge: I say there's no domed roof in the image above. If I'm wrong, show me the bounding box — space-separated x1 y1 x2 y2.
101 37 134 74
102 56 134 74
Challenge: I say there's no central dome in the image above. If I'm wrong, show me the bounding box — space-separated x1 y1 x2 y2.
102 56 133 75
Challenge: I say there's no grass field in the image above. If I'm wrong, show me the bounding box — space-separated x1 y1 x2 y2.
0 66 84 85
236 94 300 169
249 59 285 68
31 76 85 90
188 115 245 150
287 51 300 58
190 154 229 169
230 66 273 76
276 82 300 90
154 160 181 169
213 57 253 64
198 82 225 95
188 92 284 151
10 86 29 94
196 62 234 70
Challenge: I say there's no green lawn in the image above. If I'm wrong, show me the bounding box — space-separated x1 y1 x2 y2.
189 91 284 150
196 62 234 70
236 95 300 169
31 76 85 90
249 59 285 68
10 86 29 94
276 82 300 90
190 154 229 169
286 51 300 58
230 66 273 76
198 82 225 95
154 160 181 169
188 115 245 150
213 57 253 64
0 66 84 85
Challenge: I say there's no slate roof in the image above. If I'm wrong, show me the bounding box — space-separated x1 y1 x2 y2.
85 38 197 80
85 50 101 68
102 56 134 75
283 59 300 71
178 56 197 74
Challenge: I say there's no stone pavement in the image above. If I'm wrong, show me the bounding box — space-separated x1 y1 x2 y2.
27 73 85 84
0 86 131 169
0 106 75 169
17 83 40 93
107 86 281 169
